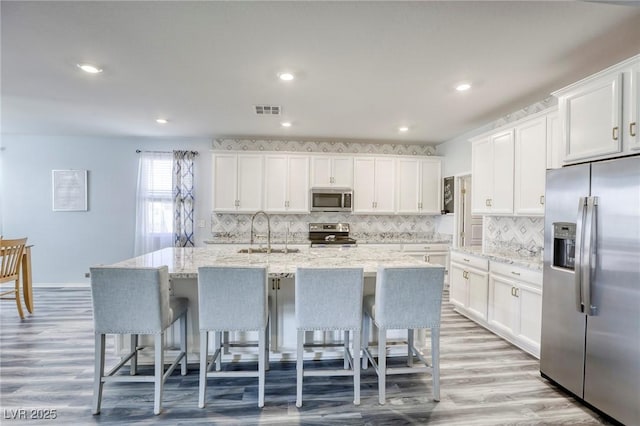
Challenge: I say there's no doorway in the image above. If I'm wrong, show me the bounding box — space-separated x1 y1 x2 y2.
456 174 482 248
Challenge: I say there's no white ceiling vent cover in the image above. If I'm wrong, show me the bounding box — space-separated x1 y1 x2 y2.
254 105 281 115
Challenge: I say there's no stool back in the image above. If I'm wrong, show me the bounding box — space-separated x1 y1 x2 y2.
375 266 445 329
0 238 27 283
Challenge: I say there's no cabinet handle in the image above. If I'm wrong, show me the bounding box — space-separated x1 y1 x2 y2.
277 278 281 290
511 271 521 276
631 122 637 137
463 271 468 279
514 288 520 297
272 279 276 290
485 199 491 207
612 126 619 141
489 198 492 207
463 258 470 262
426 255 431 262
540 195 545 205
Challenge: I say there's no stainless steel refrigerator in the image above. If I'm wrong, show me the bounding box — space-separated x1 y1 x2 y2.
540 155 640 425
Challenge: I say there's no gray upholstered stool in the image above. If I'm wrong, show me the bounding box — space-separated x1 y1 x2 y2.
90 266 188 415
295 267 364 407
362 266 445 404
197 266 269 408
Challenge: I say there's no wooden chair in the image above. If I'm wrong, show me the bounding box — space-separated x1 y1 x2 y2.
0 237 28 319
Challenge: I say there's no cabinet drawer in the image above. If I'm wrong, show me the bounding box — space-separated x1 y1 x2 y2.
490 261 542 287
450 251 488 271
402 243 449 253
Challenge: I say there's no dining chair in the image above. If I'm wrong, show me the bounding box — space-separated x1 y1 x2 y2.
0 237 28 319
362 265 445 404
197 266 270 408
90 265 188 415
295 267 364 407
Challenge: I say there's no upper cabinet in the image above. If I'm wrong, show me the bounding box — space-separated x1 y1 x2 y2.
553 54 639 164
310 155 353 188
396 158 442 214
212 153 264 212
514 116 547 215
263 154 310 213
471 129 514 215
353 157 395 214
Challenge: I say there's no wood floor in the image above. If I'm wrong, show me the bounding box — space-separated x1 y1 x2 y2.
0 288 610 425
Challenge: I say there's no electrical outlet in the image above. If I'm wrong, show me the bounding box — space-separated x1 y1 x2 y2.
85 272 90 278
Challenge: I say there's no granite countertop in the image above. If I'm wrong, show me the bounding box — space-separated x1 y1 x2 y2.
110 246 443 279
451 246 542 271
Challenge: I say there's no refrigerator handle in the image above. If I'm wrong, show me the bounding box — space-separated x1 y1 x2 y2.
583 196 598 316
574 197 587 313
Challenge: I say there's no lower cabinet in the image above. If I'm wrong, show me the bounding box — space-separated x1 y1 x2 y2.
402 243 450 285
487 261 542 357
449 252 489 324
269 277 297 353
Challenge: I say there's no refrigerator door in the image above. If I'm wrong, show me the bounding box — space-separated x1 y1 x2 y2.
540 164 590 397
584 156 640 425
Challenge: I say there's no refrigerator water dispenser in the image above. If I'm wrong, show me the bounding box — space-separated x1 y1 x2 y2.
553 223 576 270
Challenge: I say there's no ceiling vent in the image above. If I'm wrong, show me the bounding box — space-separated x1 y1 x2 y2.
254 105 281 116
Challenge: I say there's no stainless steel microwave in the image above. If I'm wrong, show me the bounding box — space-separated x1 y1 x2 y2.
310 188 353 212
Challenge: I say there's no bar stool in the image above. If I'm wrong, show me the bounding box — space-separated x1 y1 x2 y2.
197 266 269 408
90 266 188 415
295 267 364 407
362 266 445 404
0 237 27 319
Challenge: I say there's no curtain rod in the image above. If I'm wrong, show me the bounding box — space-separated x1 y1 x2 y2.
135 150 199 155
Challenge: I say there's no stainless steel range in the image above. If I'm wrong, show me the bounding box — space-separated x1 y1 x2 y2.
308 223 357 247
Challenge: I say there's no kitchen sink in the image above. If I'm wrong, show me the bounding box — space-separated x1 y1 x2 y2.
237 247 300 254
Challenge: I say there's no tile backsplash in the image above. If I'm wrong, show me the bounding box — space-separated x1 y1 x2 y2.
483 216 544 258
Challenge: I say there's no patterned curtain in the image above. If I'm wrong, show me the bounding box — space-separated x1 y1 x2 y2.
173 151 196 247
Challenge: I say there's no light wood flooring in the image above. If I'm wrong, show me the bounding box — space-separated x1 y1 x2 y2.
0 288 610 425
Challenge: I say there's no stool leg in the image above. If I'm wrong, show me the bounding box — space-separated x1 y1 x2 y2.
353 328 361 406
265 315 270 372
14 279 24 319
362 312 370 369
344 330 350 369
198 331 208 408
258 327 266 408
180 313 188 375
407 329 414 367
431 327 440 402
378 328 386 405
214 331 222 371
130 334 138 375
154 333 164 415
92 334 105 415
296 329 304 408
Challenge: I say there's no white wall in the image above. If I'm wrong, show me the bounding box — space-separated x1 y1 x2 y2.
1 135 211 284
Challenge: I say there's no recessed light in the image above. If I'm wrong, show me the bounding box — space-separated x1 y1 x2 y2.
156 118 168 124
399 126 409 133
77 63 103 74
281 121 292 127
278 72 295 81
456 82 472 92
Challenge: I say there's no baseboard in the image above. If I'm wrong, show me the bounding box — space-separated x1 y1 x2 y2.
32 282 90 288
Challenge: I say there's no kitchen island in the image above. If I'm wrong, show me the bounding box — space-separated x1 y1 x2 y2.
109 245 443 361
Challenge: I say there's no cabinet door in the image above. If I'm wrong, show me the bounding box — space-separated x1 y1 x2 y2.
514 117 546 215
264 155 288 212
449 264 468 309
287 156 310 212
467 270 488 322
471 137 493 214
212 153 238 212
425 252 447 267
396 158 420 214
491 130 514 214
546 111 563 169
236 154 263 212
488 275 516 336
310 156 332 187
332 157 354 187
628 62 640 151
273 277 297 352
516 282 542 353
420 159 442 214
353 157 376 213
562 72 623 163
374 157 395 213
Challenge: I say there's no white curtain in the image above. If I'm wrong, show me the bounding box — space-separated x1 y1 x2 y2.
134 152 174 256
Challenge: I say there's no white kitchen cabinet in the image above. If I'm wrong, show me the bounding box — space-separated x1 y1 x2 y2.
269 277 296 352
396 158 442 214
310 155 353 188
514 116 547 215
471 130 514 215
554 54 639 164
546 110 563 169
402 243 450 285
488 261 542 357
449 251 489 323
212 153 263 212
264 154 309 213
353 157 395 214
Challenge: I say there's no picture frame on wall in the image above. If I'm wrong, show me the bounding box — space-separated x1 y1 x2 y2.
52 169 88 211
442 176 454 214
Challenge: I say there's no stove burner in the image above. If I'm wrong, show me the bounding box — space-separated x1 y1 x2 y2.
308 222 357 247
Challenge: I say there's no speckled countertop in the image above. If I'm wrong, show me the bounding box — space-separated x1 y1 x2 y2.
110 246 444 279
451 246 542 270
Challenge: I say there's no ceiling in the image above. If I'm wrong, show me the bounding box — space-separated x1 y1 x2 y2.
2 1 640 145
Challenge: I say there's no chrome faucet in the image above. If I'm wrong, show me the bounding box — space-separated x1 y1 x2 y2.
250 210 271 253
